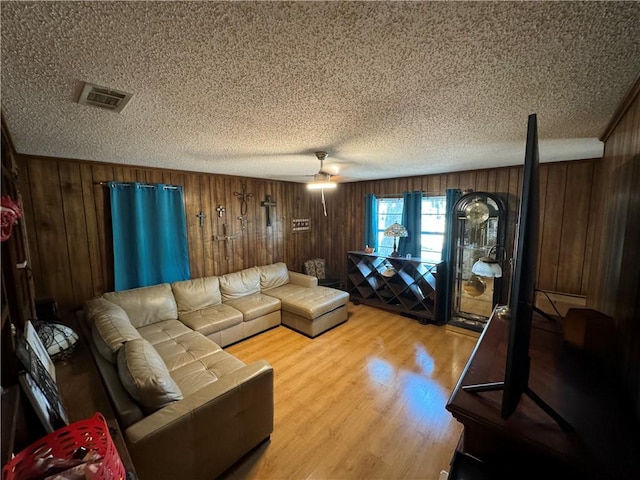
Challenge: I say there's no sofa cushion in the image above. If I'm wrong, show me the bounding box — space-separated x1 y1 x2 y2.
258 263 289 290
85 297 142 364
219 267 260 301
170 349 246 397
117 338 183 412
104 283 178 328
225 293 281 322
137 319 193 347
151 331 224 372
179 303 243 336
264 284 349 320
171 276 222 313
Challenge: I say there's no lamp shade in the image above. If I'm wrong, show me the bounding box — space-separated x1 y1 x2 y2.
383 222 408 238
471 257 503 278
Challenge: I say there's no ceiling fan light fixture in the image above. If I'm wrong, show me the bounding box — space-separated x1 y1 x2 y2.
307 180 337 190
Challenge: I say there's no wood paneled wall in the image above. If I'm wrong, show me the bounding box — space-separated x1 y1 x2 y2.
588 79 640 417
17 153 598 314
334 160 598 302
16 156 327 312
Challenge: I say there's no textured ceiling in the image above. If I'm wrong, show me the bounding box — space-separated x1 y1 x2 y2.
2 1 639 183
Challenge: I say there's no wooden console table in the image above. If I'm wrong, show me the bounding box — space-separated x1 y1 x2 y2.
446 308 640 479
346 251 445 324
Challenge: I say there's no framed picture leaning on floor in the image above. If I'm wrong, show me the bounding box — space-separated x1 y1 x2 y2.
15 332 68 433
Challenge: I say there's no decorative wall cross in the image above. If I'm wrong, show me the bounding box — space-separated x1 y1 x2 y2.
234 184 254 230
213 224 241 259
196 211 207 228
216 205 226 218
260 194 277 227
233 184 254 215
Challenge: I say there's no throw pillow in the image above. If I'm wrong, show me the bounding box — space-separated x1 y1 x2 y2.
117 338 183 412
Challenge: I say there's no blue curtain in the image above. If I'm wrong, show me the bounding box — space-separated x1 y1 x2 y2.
110 182 190 291
442 188 462 321
398 191 422 257
364 193 378 250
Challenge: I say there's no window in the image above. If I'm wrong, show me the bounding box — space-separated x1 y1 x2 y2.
374 195 446 262
420 195 447 263
375 198 404 256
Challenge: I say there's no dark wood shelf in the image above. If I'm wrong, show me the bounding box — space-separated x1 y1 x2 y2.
346 251 445 324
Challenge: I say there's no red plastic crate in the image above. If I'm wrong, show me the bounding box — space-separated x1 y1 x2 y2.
2 413 125 480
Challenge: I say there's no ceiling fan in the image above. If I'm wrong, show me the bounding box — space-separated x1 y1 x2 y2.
306 151 337 191
303 151 339 216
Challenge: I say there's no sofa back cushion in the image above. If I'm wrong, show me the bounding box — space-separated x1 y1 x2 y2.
171 276 221 313
258 263 290 291
85 297 142 364
219 267 260 302
104 283 177 328
117 338 183 412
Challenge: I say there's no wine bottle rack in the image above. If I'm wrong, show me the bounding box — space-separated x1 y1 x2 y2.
346 251 445 324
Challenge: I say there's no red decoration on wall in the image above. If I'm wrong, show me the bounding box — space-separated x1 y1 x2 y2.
1 195 23 241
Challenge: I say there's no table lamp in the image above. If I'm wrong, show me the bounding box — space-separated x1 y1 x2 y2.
383 222 408 257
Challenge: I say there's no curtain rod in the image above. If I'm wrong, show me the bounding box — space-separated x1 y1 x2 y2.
371 191 441 198
94 181 179 190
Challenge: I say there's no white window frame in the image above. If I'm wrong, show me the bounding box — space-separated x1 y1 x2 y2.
374 195 446 262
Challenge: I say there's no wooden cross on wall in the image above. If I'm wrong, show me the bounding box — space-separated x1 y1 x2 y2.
213 224 241 259
196 211 206 228
260 194 277 227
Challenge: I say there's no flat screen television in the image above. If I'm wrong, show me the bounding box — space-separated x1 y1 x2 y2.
462 114 572 431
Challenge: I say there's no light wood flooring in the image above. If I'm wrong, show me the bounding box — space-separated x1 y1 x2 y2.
222 303 478 480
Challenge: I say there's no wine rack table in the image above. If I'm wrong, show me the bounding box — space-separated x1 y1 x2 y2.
346 251 445 324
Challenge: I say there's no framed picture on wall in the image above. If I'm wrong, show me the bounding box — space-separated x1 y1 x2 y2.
292 217 311 233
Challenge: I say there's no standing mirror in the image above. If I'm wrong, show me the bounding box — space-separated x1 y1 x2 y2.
449 192 505 331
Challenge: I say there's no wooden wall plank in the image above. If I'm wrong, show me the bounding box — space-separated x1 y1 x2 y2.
557 161 593 294
201 175 215 277
183 171 204 279
538 163 567 291
58 161 94 308
79 163 103 297
458 171 476 192
26 158 74 307
90 164 115 293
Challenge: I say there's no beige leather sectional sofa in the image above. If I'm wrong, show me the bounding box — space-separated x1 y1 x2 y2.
82 262 348 480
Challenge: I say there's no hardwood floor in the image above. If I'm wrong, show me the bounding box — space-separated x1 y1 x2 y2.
222 304 478 480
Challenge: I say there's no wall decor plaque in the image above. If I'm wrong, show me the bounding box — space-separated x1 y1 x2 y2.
292 217 311 233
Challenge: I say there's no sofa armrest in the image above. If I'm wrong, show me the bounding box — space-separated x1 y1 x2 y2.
288 270 318 288
124 360 274 480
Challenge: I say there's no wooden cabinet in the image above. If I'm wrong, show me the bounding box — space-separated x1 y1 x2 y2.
346 251 445 324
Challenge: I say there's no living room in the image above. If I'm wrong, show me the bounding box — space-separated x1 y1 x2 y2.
2 2 639 479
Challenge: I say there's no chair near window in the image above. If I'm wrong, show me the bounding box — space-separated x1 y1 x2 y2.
304 258 342 289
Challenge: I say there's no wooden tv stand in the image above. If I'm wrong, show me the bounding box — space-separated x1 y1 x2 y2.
446 307 640 479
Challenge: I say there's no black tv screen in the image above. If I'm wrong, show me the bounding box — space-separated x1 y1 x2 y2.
502 113 540 418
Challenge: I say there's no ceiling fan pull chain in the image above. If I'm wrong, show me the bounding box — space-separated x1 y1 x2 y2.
321 188 327 216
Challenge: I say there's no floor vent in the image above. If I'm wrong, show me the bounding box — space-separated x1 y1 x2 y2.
77 82 133 113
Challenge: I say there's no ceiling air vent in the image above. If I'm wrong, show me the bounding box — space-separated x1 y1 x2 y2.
77 82 133 113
